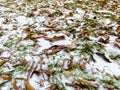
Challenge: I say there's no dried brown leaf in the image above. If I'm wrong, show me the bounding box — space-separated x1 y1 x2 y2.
48 84 57 90
13 78 20 90
80 62 86 70
106 73 114 78
46 36 65 42
24 79 35 90
103 34 109 40
114 43 120 49
67 59 73 70
116 26 120 34
13 60 28 67
116 38 120 43
44 69 56 75
0 74 11 80
45 45 65 55
73 80 99 88
0 60 8 67
104 84 117 89
98 34 109 43
84 34 90 40
24 34 42 40
96 52 111 62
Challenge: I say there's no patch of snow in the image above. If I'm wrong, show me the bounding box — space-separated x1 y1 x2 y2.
36 16 45 23
35 38 51 54
89 54 120 76
1 51 10 58
16 16 28 25
105 44 120 55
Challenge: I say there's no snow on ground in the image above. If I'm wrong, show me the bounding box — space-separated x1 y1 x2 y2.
0 0 120 90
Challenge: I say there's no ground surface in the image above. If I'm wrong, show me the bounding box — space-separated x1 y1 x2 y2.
0 0 120 90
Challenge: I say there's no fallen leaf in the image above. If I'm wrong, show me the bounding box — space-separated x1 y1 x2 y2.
106 73 114 78
104 84 117 89
24 34 42 40
103 34 109 40
0 60 8 67
13 60 28 67
98 34 109 43
67 58 73 70
0 74 11 80
116 26 120 34
45 48 61 55
46 35 65 42
80 62 86 70
24 79 35 90
114 43 120 49
84 34 90 40
44 69 56 75
45 45 65 55
73 80 99 88
31 34 42 38
13 78 20 90
96 52 111 62
48 84 57 90
116 38 120 43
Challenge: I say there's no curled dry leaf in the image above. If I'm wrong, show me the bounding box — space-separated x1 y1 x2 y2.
45 45 65 55
30 34 42 39
84 34 90 40
0 60 8 67
24 34 41 40
116 26 120 34
98 34 109 43
0 74 11 80
45 48 61 55
44 69 56 75
46 35 65 42
13 78 20 90
116 38 120 43
13 78 35 90
67 58 73 70
24 79 35 90
104 84 117 89
96 52 111 62
102 34 109 40
80 80 98 88
73 80 99 88
114 43 120 49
